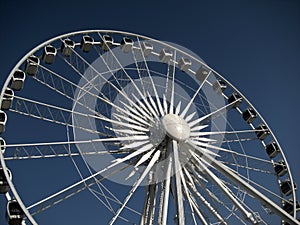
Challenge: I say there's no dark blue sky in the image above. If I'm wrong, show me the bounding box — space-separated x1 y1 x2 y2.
0 0 299 224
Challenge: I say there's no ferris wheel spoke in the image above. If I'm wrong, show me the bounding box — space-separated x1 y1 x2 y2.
119 100 152 123
163 94 168 115
188 97 243 128
109 149 161 225
180 71 211 118
220 161 274 174
221 165 288 203
69 43 125 95
9 107 104 136
169 50 177 114
60 51 154 126
68 46 153 125
190 171 234 224
191 128 267 138
185 112 197 123
158 153 172 225
131 46 147 97
186 180 227 225
88 188 133 224
28 157 136 215
170 139 185 225
62 46 132 103
33 66 111 117
182 166 226 224
205 188 248 225
97 33 155 117
131 93 156 120
140 168 159 225
190 151 258 224
112 112 148 128
12 94 97 121
189 161 250 224
113 142 153 164
89 188 141 223
10 94 111 135
189 139 275 166
190 142 300 225
179 162 205 225
136 37 165 117
175 101 181 115
147 91 160 117
3 136 144 158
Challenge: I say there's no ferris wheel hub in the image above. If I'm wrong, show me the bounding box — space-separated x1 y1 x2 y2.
162 114 190 141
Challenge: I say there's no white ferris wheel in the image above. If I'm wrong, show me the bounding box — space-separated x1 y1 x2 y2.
0 30 299 225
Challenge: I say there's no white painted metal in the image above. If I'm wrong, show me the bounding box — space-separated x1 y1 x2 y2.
0 30 298 225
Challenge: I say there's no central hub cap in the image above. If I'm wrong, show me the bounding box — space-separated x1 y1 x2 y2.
162 114 190 141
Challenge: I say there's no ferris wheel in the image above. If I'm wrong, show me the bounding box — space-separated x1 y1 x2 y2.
0 30 299 225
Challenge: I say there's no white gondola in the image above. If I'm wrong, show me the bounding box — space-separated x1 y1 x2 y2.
0 110 7 133
42 45 57 64
195 66 210 82
61 38 75 57
101 35 114 51
242 108 257 124
10 70 25 91
120 37 133 53
178 57 191 72
141 42 153 57
80 35 94 52
1 88 14 110
265 142 280 158
0 167 12 194
281 179 297 196
6 200 24 225
213 79 227 94
228 93 242 108
274 160 288 177
255 124 270 140
25 55 40 76
159 48 173 63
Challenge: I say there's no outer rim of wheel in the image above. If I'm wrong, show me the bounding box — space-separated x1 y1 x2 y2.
0 29 297 224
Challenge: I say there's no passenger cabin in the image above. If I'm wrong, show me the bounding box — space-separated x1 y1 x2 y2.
1 88 14 110
255 124 269 140
274 160 288 177
120 37 133 53
0 137 6 153
282 199 300 215
42 45 57 64
80 35 94 52
265 142 280 158
178 58 191 72
281 180 297 196
242 108 257 124
101 35 114 51
213 80 227 94
228 93 242 108
6 200 24 225
61 38 75 57
0 168 11 194
0 110 7 133
25 55 40 76
141 42 153 57
10 70 25 91
159 49 173 63
195 66 210 83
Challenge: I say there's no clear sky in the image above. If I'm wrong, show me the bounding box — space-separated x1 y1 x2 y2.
0 0 299 224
